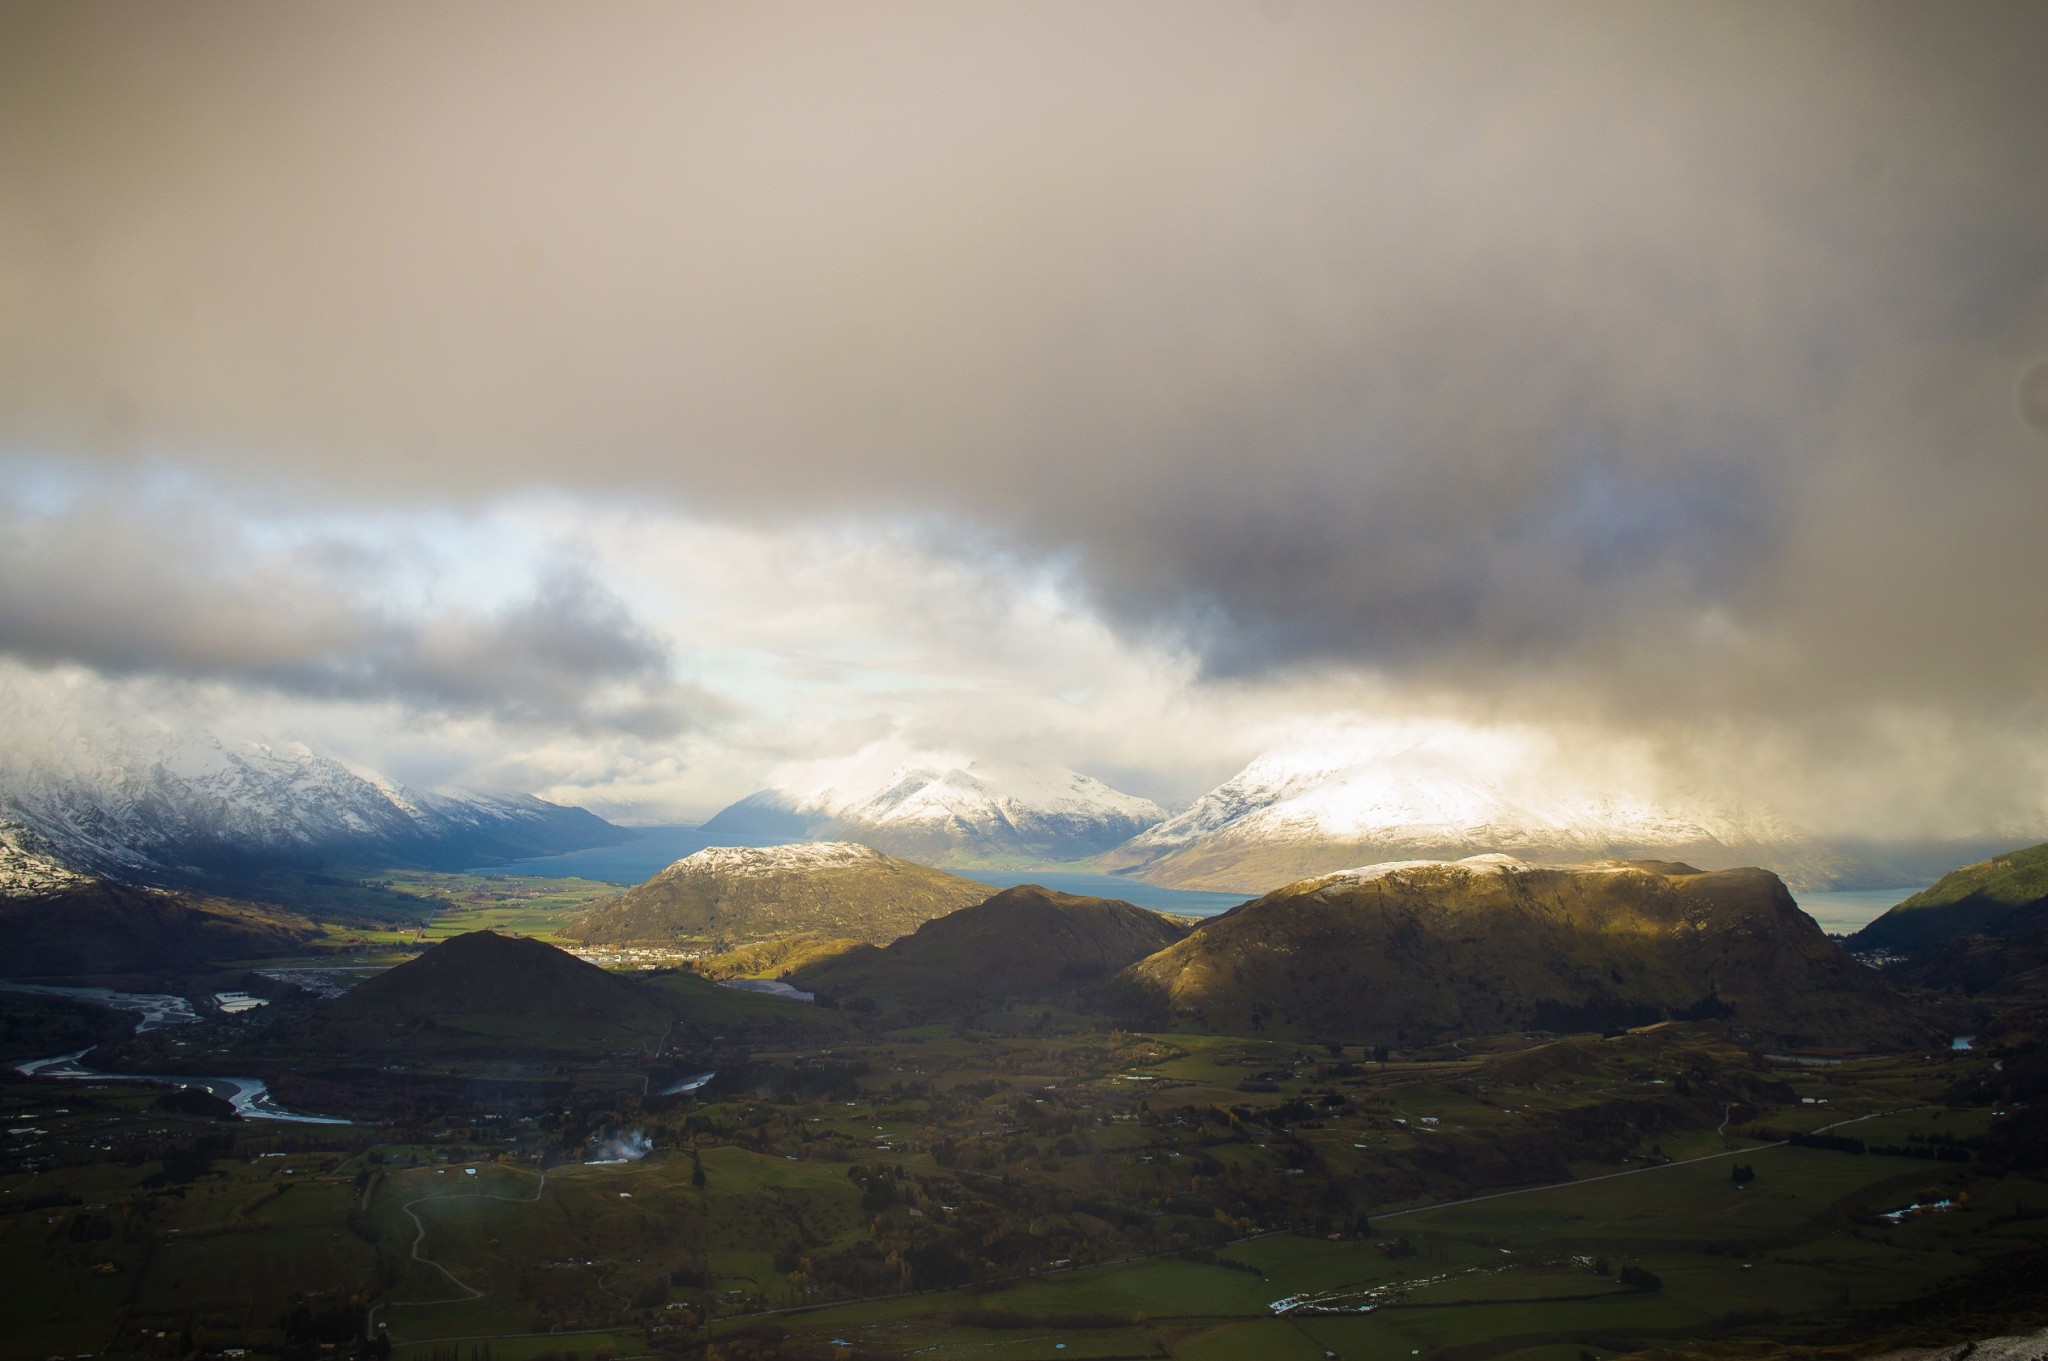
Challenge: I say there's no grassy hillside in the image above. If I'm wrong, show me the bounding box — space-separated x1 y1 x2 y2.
1116 858 1931 1049
1852 841 2048 953
792 883 1189 1021
690 931 864 980
564 843 995 948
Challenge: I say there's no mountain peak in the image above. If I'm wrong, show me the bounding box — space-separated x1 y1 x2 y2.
791 884 1189 1019
568 840 995 947
702 757 1166 863
0 709 628 886
664 842 887 876
1106 728 1862 893
325 929 671 1043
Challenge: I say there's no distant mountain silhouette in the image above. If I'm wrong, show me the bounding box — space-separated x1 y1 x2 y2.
321 930 674 1052
793 884 1188 1020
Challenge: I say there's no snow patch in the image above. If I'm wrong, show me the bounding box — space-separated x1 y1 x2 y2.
1315 854 1532 887
665 842 887 876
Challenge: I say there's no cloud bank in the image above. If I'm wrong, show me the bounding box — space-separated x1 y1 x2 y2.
1 3 2045 835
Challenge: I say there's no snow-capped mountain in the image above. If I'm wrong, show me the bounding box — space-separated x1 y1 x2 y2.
679 842 898 874
702 760 1166 864
1104 727 1869 893
0 717 628 886
566 841 998 947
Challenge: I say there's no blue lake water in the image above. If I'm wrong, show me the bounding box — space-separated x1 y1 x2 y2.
1793 887 1924 935
468 825 788 882
955 869 1250 918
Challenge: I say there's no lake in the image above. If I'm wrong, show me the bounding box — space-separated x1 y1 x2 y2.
954 869 1251 917
467 824 788 882
1793 887 1924 935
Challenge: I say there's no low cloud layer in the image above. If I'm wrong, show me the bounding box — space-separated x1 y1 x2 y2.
0 486 709 737
1 3 2045 834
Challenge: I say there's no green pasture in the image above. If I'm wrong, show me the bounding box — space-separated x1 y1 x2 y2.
761 1114 2048 1360
3 986 2038 1360
389 1333 644 1361
364 872 620 944
365 1143 880 1342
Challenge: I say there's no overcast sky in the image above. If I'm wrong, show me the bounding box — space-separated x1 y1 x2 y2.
3 1 2046 836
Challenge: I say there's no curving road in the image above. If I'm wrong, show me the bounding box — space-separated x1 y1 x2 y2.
367 1164 550 1338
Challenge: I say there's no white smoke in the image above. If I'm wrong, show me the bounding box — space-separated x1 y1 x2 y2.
585 1129 654 1164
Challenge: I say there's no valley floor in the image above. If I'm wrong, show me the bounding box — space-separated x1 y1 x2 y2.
4 868 2042 1361
4 1017 2043 1361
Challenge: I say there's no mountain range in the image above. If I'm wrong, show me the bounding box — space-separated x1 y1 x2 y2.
701 759 1165 863
0 719 628 889
4 698 2001 908
695 738 1961 894
1103 734 1882 893
0 821 317 977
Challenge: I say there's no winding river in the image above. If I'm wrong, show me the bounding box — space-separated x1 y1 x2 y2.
2 982 349 1124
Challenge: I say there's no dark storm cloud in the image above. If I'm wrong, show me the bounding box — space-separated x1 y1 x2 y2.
0 495 713 736
2 1 2046 728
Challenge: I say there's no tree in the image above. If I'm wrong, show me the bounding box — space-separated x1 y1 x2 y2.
1731 1162 1755 1187
690 1148 707 1188
1619 1265 1663 1291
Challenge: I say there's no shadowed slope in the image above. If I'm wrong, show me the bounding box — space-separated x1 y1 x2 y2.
0 880 316 979
1851 841 2048 953
792 884 1189 1019
320 929 675 1051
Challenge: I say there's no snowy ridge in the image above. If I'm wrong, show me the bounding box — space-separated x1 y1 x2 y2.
794 760 1163 827
1319 853 1531 886
1310 853 1650 891
0 708 624 884
663 842 887 877
1129 742 1796 857
706 757 1166 863
1115 725 1862 891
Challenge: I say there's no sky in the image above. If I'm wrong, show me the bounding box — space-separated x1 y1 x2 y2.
2 1 2046 837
